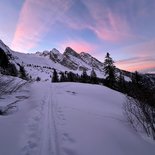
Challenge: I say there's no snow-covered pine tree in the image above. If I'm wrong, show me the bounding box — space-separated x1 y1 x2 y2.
103 52 116 88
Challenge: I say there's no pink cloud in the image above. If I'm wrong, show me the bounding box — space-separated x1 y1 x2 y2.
116 57 155 72
11 0 72 53
126 63 155 72
61 40 96 53
116 39 155 57
89 7 130 41
64 1 134 42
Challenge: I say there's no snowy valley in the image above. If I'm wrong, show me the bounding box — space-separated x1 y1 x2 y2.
0 39 155 155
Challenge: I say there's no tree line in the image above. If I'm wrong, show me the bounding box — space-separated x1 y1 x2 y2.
52 68 103 84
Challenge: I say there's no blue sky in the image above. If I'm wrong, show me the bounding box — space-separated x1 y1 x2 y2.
0 0 155 72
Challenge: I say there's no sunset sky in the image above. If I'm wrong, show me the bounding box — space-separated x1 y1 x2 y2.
0 0 155 72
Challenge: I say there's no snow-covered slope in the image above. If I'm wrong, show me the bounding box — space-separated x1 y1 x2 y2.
0 40 12 54
0 81 155 155
0 39 106 80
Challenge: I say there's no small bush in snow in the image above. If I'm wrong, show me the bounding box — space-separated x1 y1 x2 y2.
36 77 41 81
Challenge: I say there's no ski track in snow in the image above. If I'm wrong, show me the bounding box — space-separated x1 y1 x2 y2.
20 83 75 155
51 84 76 155
20 84 56 155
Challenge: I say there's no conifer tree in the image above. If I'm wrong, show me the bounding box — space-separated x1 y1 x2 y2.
132 71 142 86
81 69 88 83
67 72 75 82
52 69 59 82
90 68 97 84
118 71 126 92
60 72 66 82
103 52 116 88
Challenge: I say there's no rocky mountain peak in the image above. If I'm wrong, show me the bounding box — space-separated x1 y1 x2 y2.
50 48 63 62
80 52 92 59
50 48 60 54
64 47 81 59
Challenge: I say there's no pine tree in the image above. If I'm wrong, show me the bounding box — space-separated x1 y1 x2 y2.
60 72 66 82
118 71 126 92
132 71 142 86
67 72 75 82
90 68 97 84
103 52 116 88
81 69 88 83
52 69 59 82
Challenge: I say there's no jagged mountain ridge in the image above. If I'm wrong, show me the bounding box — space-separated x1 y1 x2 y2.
36 47 104 71
0 39 105 80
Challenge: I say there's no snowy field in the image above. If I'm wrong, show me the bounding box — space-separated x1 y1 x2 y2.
0 81 155 155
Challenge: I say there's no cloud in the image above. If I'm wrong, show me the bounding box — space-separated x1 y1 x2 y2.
60 39 96 53
112 38 155 72
11 0 72 53
116 56 155 72
115 39 155 57
62 0 135 42
131 39 155 56
85 1 132 42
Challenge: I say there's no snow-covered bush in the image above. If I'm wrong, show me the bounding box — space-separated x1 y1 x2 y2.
124 95 155 140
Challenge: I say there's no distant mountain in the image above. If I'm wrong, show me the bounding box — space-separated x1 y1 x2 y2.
1 39 154 83
0 39 105 80
35 46 104 72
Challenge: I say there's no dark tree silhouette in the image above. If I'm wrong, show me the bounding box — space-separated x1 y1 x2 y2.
81 69 89 83
60 72 67 82
117 71 126 92
52 69 59 82
90 68 97 84
103 52 116 88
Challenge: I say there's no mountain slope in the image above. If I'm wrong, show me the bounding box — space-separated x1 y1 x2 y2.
0 40 105 80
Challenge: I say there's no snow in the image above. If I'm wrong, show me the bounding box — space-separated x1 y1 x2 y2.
124 75 131 82
0 80 155 155
10 50 105 80
0 40 12 54
12 51 70 80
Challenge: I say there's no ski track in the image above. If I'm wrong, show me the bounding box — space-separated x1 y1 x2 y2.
54 86 77 155
20 84 58 155
19 83 76 155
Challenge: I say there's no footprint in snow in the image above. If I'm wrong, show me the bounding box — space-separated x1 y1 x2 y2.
62 133 75 143
66 90 77 95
